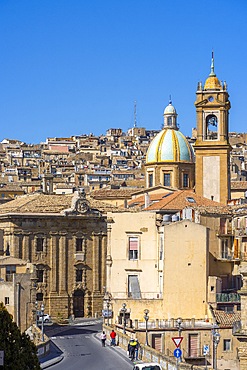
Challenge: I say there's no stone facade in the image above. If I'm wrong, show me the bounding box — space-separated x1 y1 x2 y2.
0 191 109 320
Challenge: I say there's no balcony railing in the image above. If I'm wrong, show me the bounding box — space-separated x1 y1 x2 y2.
216 292 240 303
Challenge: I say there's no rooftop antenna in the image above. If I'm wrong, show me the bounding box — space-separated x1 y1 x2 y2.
134 100 137 127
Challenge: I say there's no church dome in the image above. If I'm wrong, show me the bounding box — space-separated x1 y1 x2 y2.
146 128 194 164
164 102 177 115
204 76 222 90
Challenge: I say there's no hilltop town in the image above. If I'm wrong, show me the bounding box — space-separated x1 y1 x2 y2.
1 59 247 370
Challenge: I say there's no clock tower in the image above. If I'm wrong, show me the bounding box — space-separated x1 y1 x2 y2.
194 54 231 204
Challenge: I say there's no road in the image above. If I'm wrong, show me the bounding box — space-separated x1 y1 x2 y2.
43 320 134 370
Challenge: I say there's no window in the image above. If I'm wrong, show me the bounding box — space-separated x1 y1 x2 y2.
167 116 172 126
164 173 171 186
37 269 44 283
36 293 43 301
223 339 231 351
183 174 189 187
76 269 83 282
36 238 44 252
76 238 83 252
188 333 199 357
5 297 9 305
128 275 141 299
221 239 228 259
129 237 139 260
186 197 196 203
148 173 153 188
6 265 16 282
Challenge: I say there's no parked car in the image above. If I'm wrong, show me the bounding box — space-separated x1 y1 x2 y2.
38 314 50 323
133 364 162 370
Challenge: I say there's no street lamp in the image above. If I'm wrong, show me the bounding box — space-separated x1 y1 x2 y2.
41 303 45 342
176 317 183 337
122 303 127 334
106 297 110 326
212 324 220 370
144 309 149 346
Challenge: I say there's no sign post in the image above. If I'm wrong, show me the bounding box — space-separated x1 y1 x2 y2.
203 344 209 369
172 337 183 370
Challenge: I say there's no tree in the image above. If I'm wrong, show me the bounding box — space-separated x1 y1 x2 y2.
0 302 40 370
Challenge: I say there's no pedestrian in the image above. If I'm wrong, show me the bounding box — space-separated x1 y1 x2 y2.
128 338 138 361
101 331 106 347
110 329 117 346
135 339 140 360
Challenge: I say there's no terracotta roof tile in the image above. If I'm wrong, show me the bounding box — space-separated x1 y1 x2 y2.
214 310 241 327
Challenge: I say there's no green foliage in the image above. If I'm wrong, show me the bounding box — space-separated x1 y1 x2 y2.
0 302 41 370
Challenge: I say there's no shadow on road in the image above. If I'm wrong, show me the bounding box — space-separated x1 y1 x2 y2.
44 323 100 337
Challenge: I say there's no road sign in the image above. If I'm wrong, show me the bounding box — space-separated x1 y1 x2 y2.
172 336 183 348
174 348 182 358
203 344 210 355
0 350 4 366
102 309 113 318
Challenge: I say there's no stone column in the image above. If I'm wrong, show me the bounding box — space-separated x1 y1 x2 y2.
12 232 21 257
22 233 31 261
50 232 58 294
101 234 107 292
58 232 67 294
106 220 113 292
92 233 100 292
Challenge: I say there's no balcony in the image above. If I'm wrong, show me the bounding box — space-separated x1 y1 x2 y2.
216 227 233 236
216 292 240 303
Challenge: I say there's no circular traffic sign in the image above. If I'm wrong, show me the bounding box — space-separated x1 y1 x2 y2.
174 348 182 358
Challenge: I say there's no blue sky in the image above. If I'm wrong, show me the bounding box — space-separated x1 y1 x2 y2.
0 0 246 143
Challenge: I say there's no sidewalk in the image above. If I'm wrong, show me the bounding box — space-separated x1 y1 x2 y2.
39 340 64 369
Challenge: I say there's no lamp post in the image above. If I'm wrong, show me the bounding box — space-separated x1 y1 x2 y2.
176 317 183 337
212 324 220 370
106 297 110 326
144 309 149 346
122 303 127 334
41 303 45 342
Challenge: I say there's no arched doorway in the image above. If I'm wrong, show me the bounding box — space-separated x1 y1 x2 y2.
73 289 85 317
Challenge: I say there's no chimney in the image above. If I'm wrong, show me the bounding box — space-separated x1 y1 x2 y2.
145 192 150 208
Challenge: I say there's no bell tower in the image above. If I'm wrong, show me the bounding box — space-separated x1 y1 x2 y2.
194 53 231 204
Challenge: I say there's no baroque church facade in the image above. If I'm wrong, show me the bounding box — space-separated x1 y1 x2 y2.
0 189 109 320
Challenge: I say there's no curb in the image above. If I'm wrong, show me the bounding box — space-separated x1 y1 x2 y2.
40 354 64 369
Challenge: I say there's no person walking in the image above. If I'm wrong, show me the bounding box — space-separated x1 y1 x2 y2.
128 338 138 361
110 329 117 346
101 331 106 347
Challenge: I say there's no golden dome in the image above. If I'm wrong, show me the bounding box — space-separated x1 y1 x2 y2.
204 75 222 90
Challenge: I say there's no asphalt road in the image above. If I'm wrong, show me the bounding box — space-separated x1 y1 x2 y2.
43 320 134 370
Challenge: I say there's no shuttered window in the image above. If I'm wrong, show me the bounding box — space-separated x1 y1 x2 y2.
129 237 139 260
188 333 198 358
